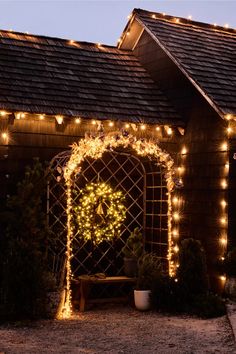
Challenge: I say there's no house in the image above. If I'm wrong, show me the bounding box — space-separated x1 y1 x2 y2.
0 8 235 292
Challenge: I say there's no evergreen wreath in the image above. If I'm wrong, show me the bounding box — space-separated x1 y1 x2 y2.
74 182 126 244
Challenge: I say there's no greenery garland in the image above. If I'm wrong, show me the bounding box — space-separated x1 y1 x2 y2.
74 182 126 244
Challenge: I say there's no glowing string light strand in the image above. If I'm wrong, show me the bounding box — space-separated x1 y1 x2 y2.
62 132 180 318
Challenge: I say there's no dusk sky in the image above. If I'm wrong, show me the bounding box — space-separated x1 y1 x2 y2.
1 1 236 45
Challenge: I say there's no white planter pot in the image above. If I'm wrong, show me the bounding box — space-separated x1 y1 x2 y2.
134 290 151 311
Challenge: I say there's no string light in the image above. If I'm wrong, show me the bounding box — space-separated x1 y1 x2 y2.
39 114 45 120
125 123 130 129
181 146 187 155
0 111 7 116
226 114 232 120
225 162 229 169
1 132 8 141
55 115 64 124
92 119 97 125
75 117 81 124
62 132 180 317
108 121 114 127
221 200 227 208
220 237 227 245
167 127 173 136
140 124 146 130
173 212 180 221
221 179 227 189
156 126 160 131
221 142 228 151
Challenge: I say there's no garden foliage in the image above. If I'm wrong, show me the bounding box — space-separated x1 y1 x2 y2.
0 159 56 320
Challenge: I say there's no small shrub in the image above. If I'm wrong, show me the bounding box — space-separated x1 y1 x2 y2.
191 293 226 318
121 227 143 259
177 238 209 295
136 253 161 290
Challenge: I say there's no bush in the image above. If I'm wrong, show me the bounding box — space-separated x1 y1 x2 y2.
177 238 209 295
0 159 57 320
191 293 226 318
151 275 189 313
136 253 161 290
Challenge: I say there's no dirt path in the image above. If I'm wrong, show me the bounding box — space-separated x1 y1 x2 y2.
0 305 235 354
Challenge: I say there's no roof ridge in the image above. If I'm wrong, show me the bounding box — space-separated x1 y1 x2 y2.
133 8 236 36
0 28 119 50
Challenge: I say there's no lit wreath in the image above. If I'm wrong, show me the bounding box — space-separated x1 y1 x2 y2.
74 182 126 244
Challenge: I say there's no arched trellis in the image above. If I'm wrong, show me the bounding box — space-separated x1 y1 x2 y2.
60 132 178 318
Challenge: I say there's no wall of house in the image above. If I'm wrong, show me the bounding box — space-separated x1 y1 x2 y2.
133 30 228 291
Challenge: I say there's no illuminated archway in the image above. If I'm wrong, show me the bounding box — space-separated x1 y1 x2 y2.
61 132 179 318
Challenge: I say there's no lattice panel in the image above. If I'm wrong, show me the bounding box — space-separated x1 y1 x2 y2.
47 148 169 284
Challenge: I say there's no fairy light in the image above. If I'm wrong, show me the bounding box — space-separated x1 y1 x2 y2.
227 127 232 134
140 124 146 130
173 212 180 221
172 196 179 205
0 111 7 116
156 126 160 131
75 117 81 124
39 114 45 120
226 114 232 120
69 40 75 45
62 132 179 317
108 121 114 127
181 146 187 155
172 229 179 237
220 237 227 246
167 127 173 136
220 275 226 281
55 115 64 125
221 200 227 208
220 217 227 225
1 132 8 141
125 123 130 129
175 18 180 23
221 179 227 189
221 142 228 151
92 119 97 125
152 14 156 19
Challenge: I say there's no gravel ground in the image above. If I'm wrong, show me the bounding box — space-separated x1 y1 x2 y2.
0 305 235 354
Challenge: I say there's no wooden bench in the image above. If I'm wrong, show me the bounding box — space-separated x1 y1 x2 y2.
77 275 136 311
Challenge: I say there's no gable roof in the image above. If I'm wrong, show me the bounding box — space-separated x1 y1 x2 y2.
129 8 236 119
0 30 181 125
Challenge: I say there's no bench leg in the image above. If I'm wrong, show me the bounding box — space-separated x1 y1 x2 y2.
79 281 90 312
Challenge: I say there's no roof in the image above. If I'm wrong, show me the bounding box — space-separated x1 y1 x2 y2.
132 8 236 118
0 29 181 125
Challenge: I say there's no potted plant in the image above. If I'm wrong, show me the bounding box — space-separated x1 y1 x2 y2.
121 227 143 277
224 247 236 300
134 253 161 311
